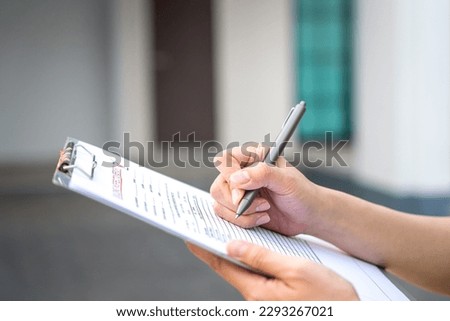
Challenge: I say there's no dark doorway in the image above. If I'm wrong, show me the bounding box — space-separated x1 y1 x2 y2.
153 0 215 143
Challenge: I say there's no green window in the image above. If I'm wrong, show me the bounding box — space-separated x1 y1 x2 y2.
296 0 353 141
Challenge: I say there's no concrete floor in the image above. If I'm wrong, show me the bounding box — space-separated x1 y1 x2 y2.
0 192 242 300
0 163 448 300
0 163 241 300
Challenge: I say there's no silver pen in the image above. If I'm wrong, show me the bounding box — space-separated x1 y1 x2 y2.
235 101 306 219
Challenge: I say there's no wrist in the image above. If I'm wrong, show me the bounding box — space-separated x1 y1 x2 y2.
302 185 336 238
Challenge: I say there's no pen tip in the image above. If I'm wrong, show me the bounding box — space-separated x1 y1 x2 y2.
234 213 241 219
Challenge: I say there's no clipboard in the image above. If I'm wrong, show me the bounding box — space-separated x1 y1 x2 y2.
54 138 97 187
53 137 251 271
52 137 409 301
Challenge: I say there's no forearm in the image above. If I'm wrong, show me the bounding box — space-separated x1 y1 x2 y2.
307 186 450 295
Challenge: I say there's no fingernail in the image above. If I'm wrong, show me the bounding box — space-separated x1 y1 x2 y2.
227 240 249 258
230 170 250 184
255 201 270 212
231 189 242 205
255 214 270 226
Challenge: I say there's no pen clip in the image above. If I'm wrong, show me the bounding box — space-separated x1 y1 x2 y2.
281 106 295 129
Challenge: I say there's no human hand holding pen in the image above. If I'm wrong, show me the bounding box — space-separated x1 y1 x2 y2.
210 144 325 236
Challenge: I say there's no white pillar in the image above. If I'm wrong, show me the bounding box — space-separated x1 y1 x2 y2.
212 0 295 145
110 0 154 149
354 0 450 196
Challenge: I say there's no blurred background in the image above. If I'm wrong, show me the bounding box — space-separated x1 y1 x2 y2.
0 0 449 300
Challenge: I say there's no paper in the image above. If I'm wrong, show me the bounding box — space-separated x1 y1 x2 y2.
53 138 409 301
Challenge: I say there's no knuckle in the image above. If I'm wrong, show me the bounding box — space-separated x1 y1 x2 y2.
212 201 225 217
260 163 272 177
209 176 226 201
212 202 236 223
239 217 260 229
240 144 258 165
251 163 271 186
209 183 220 200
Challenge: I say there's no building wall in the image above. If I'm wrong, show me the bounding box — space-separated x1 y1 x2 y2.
353 0 450 196
0 0 111 164
212 0 295 145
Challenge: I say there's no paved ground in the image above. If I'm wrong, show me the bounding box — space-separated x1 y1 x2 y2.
0 192 241 300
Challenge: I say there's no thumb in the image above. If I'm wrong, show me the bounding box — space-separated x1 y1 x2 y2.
227 240 291 277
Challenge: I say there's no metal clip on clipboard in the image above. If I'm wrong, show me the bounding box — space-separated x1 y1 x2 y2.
53 138 97 187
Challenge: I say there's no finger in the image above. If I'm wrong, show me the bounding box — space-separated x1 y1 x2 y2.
213 200 271 228
214 145 269 182
186 242 261 282
213 148 242 182
186 242 275 299
210 175 271 228
210 174 241 209
212 145 275 206
212 192 271 220
229 158 293 194
227 240 294 277
186 242 223 264
210 174 241 208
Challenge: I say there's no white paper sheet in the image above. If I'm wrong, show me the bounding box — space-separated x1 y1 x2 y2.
53 139 409 301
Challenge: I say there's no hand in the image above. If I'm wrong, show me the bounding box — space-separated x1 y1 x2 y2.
211 145 325 236
187 240 359 301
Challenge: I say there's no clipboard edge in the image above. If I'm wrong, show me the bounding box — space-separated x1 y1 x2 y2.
52 137 80 188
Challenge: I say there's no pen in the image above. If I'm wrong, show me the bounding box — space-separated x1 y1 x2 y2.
235 101 306 219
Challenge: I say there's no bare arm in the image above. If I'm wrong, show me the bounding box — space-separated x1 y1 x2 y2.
310 187 450 295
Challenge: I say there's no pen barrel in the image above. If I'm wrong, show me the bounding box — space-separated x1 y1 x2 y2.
264 102 306 164
236 101 306 218
265 142 289 165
